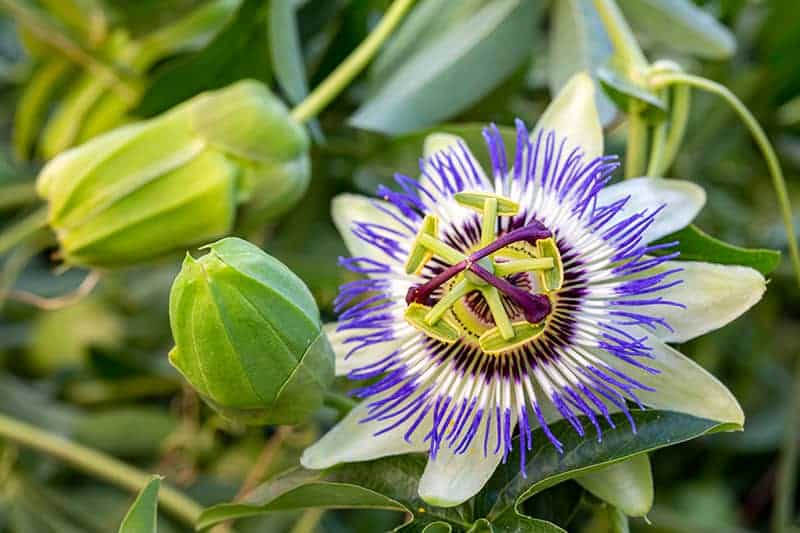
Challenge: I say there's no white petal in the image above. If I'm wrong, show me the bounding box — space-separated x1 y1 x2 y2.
649 261 766 343
590 337 744 427
575 454 653 517
331 193 410 261
596 177 706 243
533 72 603 159
324 322 406 376
300 401 429 470
418 439 506 507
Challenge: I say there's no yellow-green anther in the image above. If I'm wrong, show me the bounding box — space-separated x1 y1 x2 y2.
454 191 520 216
417 233 466 265
494 257 555 277
424 279 473 325
536 237 564 291
481 286 514 340
405 214 439 274
481 197 498 247
405 303 461 344
479 321 547 354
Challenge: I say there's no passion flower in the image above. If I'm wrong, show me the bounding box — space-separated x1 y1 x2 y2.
301 74 763 507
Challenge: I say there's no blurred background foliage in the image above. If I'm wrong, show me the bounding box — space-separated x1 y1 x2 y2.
0 0 797 531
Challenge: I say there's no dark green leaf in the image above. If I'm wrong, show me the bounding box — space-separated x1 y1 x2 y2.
118 476 160 533
481 411 732 521
351 0 537 135
136 0 271 117
618 0 735 59
651 224 781 275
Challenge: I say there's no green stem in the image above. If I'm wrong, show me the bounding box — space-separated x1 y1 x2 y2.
0 412 203 527
658 84 691 175
625 103 648 179
0 206 49 256
289 0 416 124
0 182 39 211
650 72 800 288
773 360 800 533
323 391 357 417
646 96 668 177
591 0 648 73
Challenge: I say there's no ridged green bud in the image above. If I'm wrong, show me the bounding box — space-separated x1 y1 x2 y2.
36 80 309 268
168 238 334 426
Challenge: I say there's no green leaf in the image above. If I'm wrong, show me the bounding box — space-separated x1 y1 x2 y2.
617 0 735 59
481 410 733 521
370 0 485 82
198 455 468 531
548 0 615 125
13 58 74 160
575 455 653 517
197 472 408 530
651 224 781 276
136 0 271 117
467 518 493 533
608 506 630 533
269 0 308 106
351 0 538 135
118 476 160 533
490 509 567 533
597 66 666 122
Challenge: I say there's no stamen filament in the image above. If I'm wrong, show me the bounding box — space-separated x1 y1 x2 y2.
424 279 473 325
418 233 466 265
481 287 515 340
481 197 498 247
494 258 554 277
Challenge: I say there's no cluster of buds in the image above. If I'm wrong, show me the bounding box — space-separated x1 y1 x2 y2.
36 80 309 268
168 238 334 426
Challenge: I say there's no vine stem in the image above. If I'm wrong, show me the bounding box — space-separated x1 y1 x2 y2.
649 72 800 288
289 0 416 124
658 84 691 175
324 390 357 417
0 182 39 211
625 103 648 179
0 206 49 256
0 412 204 527
773 361 800 533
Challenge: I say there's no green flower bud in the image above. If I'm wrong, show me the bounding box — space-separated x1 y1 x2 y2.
168 237 334 426
37 80 309 268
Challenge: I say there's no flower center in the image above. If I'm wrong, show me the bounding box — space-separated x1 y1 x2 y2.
403 191 563 354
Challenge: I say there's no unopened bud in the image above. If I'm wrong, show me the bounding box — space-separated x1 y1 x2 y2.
168 237 333 425
37 80 309 268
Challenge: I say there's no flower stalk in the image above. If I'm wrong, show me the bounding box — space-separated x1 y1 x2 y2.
0 412 203 527
289 0 417 124
649 71 800 288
